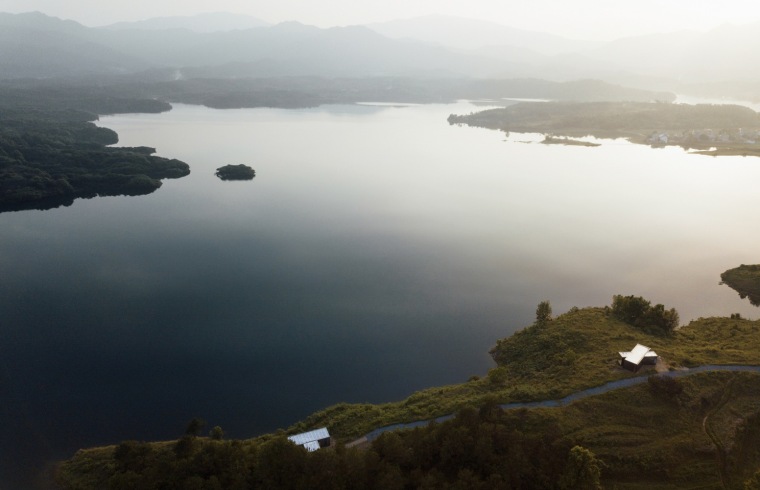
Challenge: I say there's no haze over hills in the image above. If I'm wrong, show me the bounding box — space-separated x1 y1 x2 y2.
0 12 149 78
587 22 760 83
2 10 760 99
0 12 522 79
101 12 269 32
366 15 599 55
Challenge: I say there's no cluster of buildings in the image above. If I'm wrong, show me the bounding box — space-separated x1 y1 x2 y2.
648 128 760 145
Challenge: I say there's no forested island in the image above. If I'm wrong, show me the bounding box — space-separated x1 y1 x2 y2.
0 88 189 212
722 264 760 306
216 164 256 180
448 101 760 157
57 295 760 489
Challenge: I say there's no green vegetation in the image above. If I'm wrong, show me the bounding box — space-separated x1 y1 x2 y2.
56 294 760 488
610 294 679 336
535 300 553 324
3 77 674 112
0 87 189 212
722 264 760 306
57 370 760 489
449 101 760 156
541 135 601 147
216 164 256 181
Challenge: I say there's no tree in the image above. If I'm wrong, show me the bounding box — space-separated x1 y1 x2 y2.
210 426 224 440
610 295 650 324
255 436 307 488
185 417 206 436
536 300 552 324
610 295 678 335
559 446 602 490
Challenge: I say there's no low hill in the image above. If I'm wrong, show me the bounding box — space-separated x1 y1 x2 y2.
448 101 760 156
56 298 760 488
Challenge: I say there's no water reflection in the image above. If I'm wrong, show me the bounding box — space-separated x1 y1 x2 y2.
2 101 760 488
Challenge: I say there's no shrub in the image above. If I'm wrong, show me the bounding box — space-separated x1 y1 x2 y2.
610 295 679 335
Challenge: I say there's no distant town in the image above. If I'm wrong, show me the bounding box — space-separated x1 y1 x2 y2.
648 127 760 146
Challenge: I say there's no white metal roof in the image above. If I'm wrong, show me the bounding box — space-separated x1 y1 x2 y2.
288 427 330 446
625 344 652 365
303 441 321 452
620 350 657 359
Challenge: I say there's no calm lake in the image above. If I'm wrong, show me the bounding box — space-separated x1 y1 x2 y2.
2 100 759 488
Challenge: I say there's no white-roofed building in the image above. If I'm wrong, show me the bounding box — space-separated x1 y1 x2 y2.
619 343 658 372
288 427 331 452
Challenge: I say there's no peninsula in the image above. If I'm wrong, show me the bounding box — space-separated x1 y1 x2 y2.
448 101 760 157
57 295 760 489
722 264 760 306
0 89 190 212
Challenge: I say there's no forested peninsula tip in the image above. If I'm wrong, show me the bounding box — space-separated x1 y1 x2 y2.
0 88 189 212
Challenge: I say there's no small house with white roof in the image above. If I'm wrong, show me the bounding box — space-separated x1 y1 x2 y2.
288 427 331 452
619 343 658 372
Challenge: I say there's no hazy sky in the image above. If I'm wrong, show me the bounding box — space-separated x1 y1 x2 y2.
1 0 759 40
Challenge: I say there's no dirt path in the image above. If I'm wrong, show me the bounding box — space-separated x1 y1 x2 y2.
345 365 760 448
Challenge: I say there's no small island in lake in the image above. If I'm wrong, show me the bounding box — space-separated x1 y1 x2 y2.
540 135 601 147
215 164 256 181
721 264 760 306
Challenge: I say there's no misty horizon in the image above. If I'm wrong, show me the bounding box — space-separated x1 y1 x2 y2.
3 0 760 42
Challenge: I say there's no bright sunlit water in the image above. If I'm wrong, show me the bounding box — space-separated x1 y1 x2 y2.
2 101 760 488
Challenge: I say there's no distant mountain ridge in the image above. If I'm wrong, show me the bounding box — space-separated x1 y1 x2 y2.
366 15 599 55
0 12 522 79
101 12 269 32
2 10 760 92
0 12 150 78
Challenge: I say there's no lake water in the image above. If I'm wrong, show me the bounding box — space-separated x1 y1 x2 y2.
2 101 760 488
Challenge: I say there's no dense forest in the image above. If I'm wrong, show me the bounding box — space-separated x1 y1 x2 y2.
0 87 189 211
57 403 600 490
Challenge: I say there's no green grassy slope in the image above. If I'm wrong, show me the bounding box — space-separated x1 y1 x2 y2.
57 301 760 488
